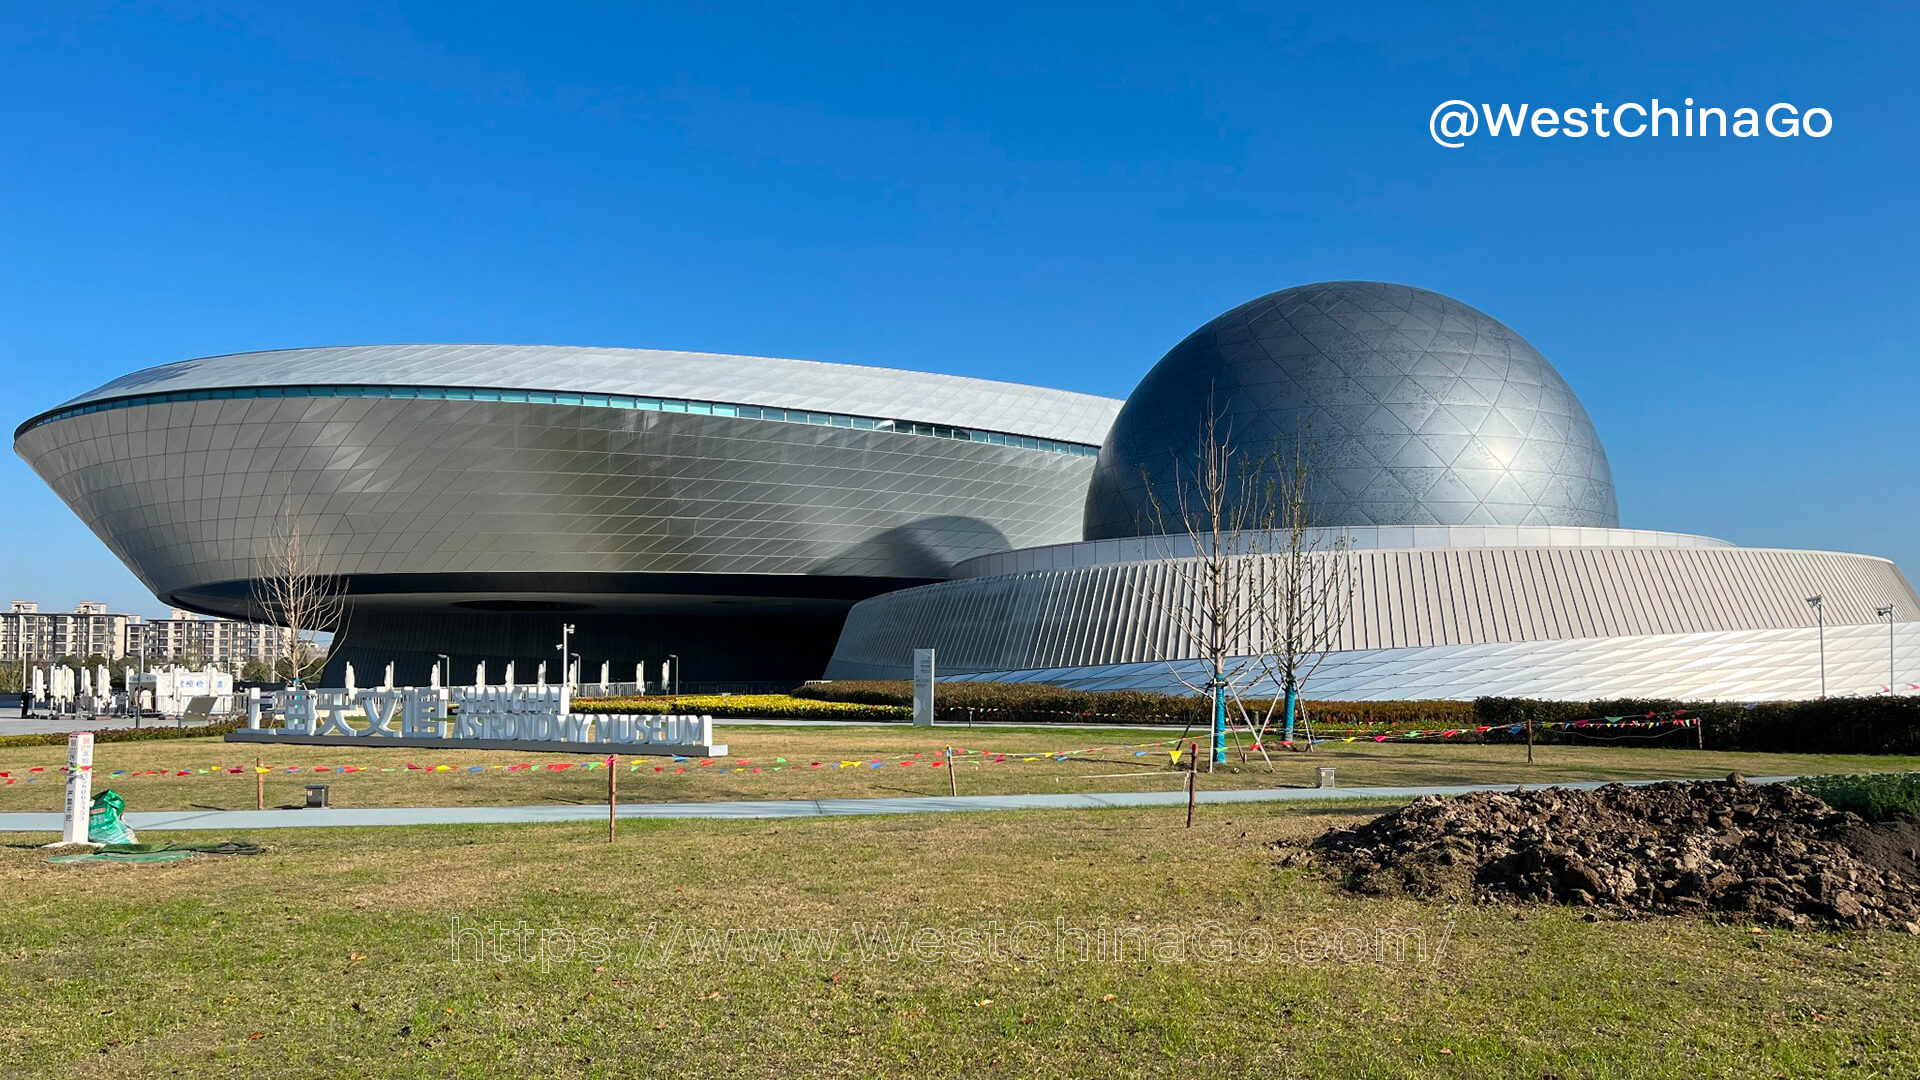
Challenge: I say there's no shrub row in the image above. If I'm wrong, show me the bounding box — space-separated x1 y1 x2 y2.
795 680 1190 717
795 680 1476 728
570 694 908 722
795 682 1920 752
0 719 244 750
1473 696 1920 755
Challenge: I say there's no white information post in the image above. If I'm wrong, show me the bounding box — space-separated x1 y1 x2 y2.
61 731 94 845
912 648 936 727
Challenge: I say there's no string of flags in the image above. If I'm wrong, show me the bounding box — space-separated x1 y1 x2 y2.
0 737 1196 783
0 709 1719 784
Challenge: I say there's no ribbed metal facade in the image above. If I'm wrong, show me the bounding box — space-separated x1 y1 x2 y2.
824 541 1920 698
938 622 1920 703
952 525 1734 579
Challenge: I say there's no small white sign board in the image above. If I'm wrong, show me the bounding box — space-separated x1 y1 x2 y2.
62 732 94 844
912 648 936 727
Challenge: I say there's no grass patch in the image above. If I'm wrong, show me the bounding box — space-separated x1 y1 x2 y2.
1790 773 1920 821
2 727 1919 814
4 802 1919 1078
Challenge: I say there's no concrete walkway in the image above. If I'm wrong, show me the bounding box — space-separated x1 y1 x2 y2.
0 775 1796 833
710 718 1187 731
0 715 1183 735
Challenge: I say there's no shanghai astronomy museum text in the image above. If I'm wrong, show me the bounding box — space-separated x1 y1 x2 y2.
16 282 1919 700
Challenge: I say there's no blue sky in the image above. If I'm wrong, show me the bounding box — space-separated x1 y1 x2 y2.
2 1 1914 616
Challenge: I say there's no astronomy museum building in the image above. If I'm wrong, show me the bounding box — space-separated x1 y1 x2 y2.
17 282 1917 700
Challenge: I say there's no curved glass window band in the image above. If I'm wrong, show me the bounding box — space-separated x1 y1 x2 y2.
16 385 1102 458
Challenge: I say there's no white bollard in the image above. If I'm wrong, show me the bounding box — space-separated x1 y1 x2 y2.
61 732 94 845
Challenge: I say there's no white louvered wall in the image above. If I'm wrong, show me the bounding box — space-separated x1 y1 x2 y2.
825 544 1920 679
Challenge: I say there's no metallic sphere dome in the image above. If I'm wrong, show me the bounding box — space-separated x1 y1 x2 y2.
1083 281 1619 538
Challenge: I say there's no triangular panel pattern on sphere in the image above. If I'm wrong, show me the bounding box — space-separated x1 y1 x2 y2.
1084 281 1619 539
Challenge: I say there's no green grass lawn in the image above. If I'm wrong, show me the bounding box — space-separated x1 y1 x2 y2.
5 800 1919 1078
2 725 1916 813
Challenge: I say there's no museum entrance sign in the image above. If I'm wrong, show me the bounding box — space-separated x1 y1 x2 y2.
225 686 727 756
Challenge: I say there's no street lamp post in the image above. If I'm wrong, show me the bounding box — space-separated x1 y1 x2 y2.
33 614 46 713
1806 595 1827 699
667 653 680 699
1877 605 1897 694
555 625 575 694
16 612 30 714
436 653 450 689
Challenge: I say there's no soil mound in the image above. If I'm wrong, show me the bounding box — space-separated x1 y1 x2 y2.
1306 779 1920 928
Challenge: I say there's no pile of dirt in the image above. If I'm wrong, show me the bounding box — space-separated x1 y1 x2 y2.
1303 778 1920 928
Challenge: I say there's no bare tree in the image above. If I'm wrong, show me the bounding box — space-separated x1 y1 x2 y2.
1137 394 1274 769
251 508 347 687
1249 437 1355 748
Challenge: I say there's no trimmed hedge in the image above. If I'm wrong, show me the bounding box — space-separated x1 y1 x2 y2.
795 681 1475 728
795 682 1920 752
795 680 1189 718
571 694 908 722
1473 696 1920 755
0 719 244 750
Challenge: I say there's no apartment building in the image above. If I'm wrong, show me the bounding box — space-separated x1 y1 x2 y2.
2 601 284 666
126 609 285 666
0 601 128 661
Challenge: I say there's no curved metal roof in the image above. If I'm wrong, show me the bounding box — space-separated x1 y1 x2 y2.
51 344 1122 447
